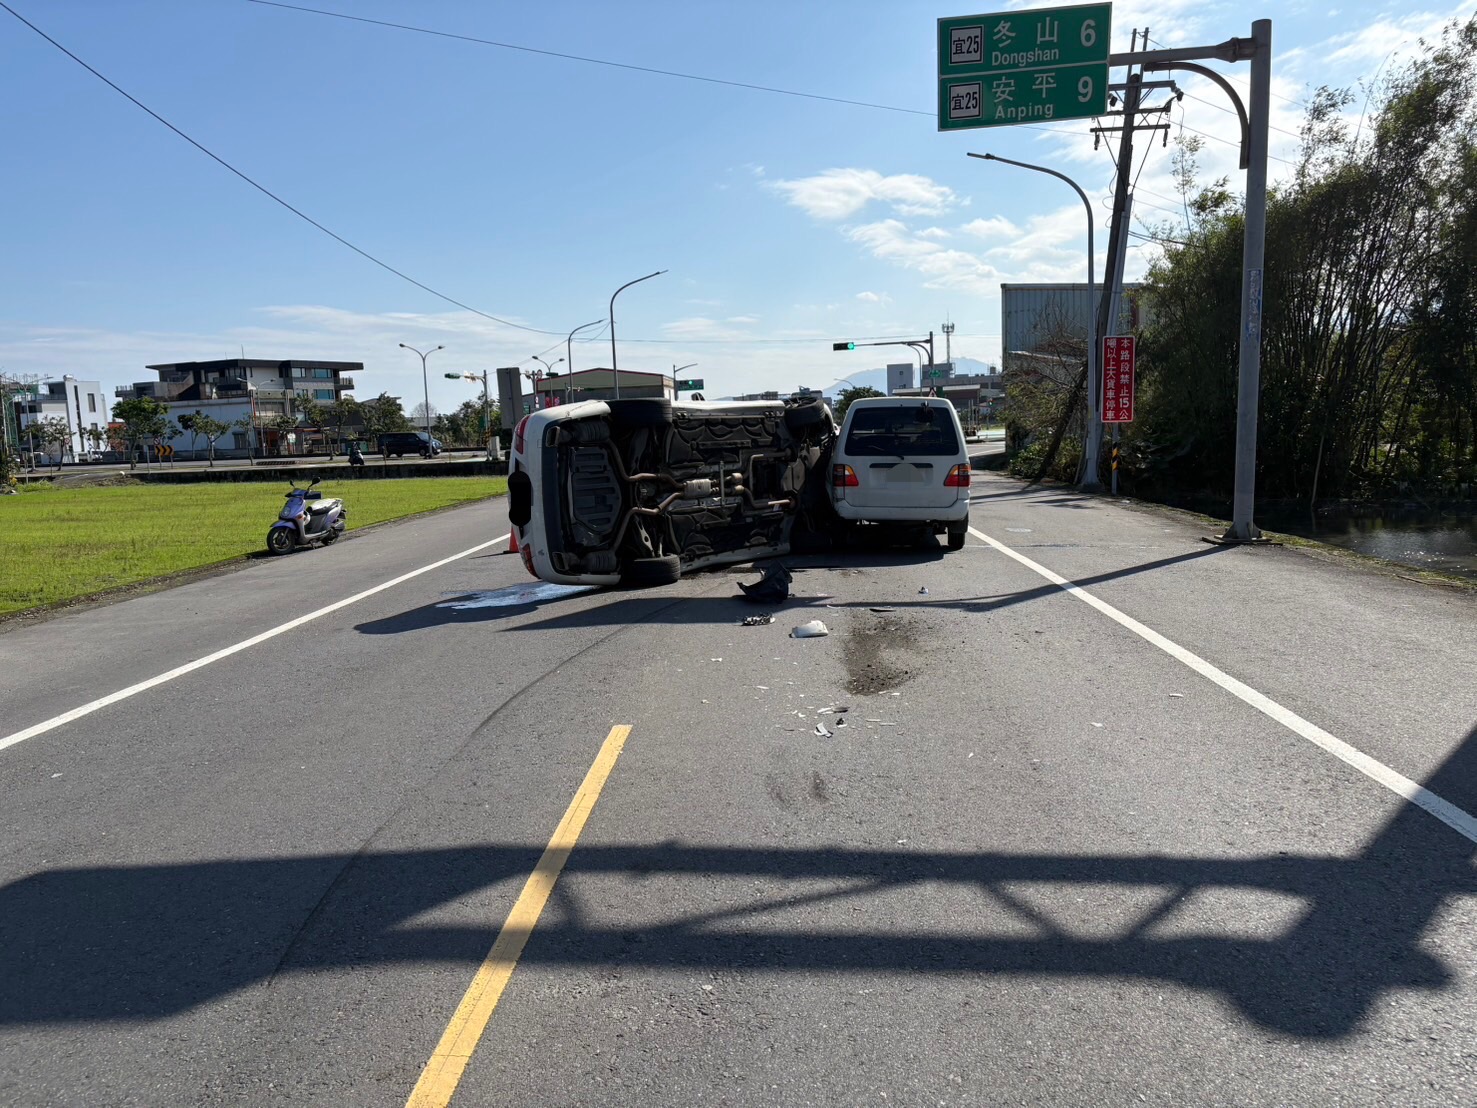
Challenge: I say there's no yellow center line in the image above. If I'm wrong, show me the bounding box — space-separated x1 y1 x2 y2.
405 724 633 1108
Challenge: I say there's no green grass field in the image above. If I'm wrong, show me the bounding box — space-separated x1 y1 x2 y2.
0 476 507 616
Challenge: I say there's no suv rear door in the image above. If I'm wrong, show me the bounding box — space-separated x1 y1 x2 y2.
835 399 965 511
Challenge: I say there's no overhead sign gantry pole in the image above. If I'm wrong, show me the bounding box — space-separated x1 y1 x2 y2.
940 7 1273 538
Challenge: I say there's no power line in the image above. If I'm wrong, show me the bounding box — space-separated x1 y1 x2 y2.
0 0 573 337
248 0 936 119
247 0 1107 143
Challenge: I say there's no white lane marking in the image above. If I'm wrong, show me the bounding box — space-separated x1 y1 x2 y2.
1 534 511 754
969 526 1477 845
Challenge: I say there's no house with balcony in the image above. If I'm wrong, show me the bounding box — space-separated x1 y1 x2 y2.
12 376 110 461
116 359 362 457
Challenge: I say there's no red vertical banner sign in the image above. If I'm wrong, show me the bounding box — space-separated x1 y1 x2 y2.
1101 336 1136 423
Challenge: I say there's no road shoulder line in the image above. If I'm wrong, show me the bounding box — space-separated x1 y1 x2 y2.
969 526 1477 845
0 533 510 754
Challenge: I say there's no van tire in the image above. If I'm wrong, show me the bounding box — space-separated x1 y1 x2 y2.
624 554 682 586
784 395 827 431
947 518 968 550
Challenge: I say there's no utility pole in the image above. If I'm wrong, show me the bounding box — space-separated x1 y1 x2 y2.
1221 19 1272 542
1088 54 1144 491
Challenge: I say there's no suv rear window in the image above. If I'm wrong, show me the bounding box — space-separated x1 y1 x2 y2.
844 405 960 456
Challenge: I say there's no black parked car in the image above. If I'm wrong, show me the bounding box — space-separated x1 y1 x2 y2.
377 432 441 458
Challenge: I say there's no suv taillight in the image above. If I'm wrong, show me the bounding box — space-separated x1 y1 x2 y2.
944 464 971 487
513 415 530 454
832 464 859 488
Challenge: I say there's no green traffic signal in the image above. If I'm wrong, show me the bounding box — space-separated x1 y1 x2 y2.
832 342 856 351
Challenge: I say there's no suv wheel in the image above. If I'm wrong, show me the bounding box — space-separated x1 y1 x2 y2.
623 554 681 587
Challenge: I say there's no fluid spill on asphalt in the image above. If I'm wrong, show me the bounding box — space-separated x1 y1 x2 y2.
436 582 596 609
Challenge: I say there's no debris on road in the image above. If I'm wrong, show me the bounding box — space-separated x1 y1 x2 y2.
814 722 832 737
742 613 775 626
869 606 896 613
918 586 929 595
1169 692 1185 698
791 619 829 638
738 562 793 603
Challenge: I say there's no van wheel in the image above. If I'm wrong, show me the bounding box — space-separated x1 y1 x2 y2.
623 554 681 587
947 518 968 550
784 395 827 431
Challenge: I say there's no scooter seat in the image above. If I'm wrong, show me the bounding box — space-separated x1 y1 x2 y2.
307 501 336 514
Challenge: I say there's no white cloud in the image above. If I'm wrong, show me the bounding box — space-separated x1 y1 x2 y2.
917 226 952 240
769 168 961 221
854 291 892 305
1313 3 1471 67
845 220 1004 295
960 215 1021 240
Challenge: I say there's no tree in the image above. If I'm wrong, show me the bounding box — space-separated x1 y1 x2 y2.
112 396 169 469
84 425 108 457
265 413 297 455
361 392 411 440
231 414 257 462
296 397 324 452
176 412 199 458
410 400 438 427
325 395 362 454
36 416 72 470
834 386 885 422
1132 15 1477 501
190 414 231 466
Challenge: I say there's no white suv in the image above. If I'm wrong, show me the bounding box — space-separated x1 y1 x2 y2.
830 396 971 550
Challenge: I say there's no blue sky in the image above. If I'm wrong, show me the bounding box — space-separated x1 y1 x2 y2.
2 0 1471 408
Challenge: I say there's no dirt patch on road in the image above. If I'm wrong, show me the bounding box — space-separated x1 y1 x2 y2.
840 608 927 695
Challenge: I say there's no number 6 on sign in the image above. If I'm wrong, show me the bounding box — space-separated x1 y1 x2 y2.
1081 18 1097 47
1077 74 1093 102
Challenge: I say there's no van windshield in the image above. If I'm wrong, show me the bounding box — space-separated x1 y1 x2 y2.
844 405 960 456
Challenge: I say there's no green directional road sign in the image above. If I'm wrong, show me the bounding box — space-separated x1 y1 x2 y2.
937 3 1111 131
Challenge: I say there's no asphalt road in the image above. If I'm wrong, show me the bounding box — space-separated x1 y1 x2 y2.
2 472 1475 1106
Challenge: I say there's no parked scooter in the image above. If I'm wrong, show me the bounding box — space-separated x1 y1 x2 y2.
266 477 347 555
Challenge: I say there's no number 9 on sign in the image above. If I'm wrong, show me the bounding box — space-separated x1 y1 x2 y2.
1077 74 1094 102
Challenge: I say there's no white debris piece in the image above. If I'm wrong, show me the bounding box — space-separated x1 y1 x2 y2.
790 620 829 638
814 722 832 737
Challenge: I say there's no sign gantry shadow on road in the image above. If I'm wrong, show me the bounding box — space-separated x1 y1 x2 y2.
938 3 1111 130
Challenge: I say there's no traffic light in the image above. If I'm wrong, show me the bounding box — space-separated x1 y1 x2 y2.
677 378 704 390
833 342 856 351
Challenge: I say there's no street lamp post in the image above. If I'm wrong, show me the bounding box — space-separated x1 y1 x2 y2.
246 382 258 466
968 152 1099 489
399 343 443 442
446 370 500 460
530 356 563 407
609 270 667 399
566 318 603 379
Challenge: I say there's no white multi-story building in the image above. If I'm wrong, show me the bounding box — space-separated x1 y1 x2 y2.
117 358 361 457
13 377 110 460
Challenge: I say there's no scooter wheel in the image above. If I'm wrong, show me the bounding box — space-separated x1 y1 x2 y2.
321 528 339 545
266 528 297 555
